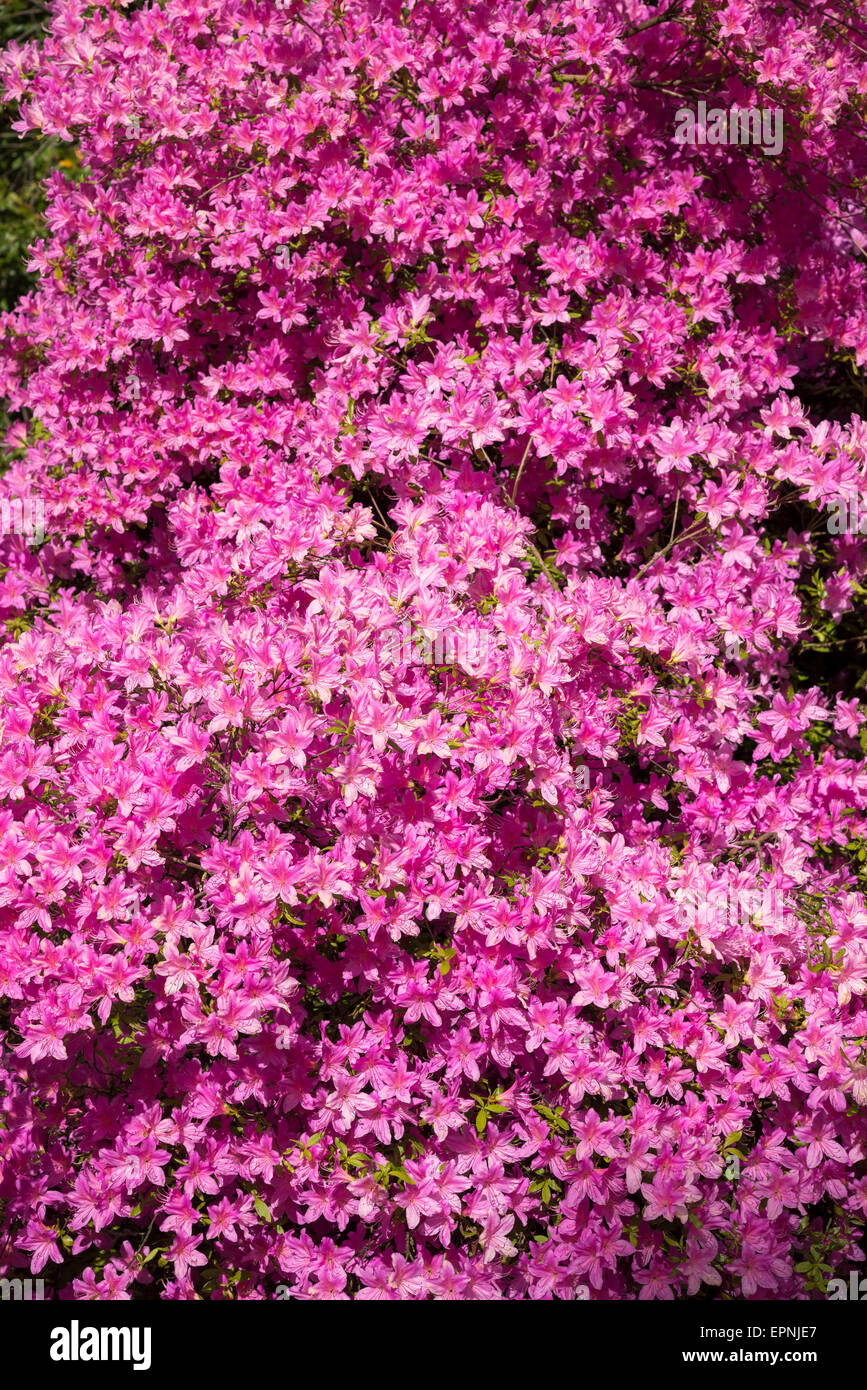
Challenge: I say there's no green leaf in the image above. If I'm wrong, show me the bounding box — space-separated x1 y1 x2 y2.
253 1196 272 1223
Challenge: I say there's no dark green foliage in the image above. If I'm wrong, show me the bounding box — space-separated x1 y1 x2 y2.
0 1 60 312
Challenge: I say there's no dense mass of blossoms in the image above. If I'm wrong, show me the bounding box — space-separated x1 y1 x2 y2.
2 0 867 1300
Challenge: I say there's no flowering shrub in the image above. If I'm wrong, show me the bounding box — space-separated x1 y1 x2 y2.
2 0 867 1300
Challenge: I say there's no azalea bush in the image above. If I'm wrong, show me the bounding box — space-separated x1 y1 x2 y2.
2 0 867 1300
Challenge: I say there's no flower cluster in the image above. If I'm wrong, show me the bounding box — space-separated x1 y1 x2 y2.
2 0 867 1300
